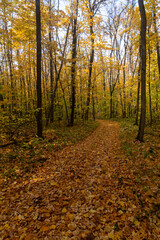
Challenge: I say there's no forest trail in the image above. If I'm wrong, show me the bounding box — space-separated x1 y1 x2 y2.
0 120 155 239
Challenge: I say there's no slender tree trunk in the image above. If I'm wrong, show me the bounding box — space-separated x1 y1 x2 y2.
0 66 4 109
118 76 123 117
80 71 84 119
85 13 94 120
135 71 140 126
46 23 70 126
49 0 54 123
153 5 160 114
109 69 112 118
123 65 126 118
153 5 160 77
70 0 78 126
103 70 107 118
59 78 69 123
28 40 32 110
5 19 14 112
92 74 95 120
110 91 113 118
156 82 158 113
136 0 146 142
148 41 152 125
36 0 43 138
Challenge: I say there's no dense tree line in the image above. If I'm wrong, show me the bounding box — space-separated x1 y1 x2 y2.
0 0 159 141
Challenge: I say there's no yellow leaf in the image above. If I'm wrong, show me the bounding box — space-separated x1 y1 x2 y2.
62 207 67 213
120 214 126 221
14 216 18 221
132 204 137 209
50 225 56 230
28 206 33 212
54 202 59 206
22 228 27 232
68 213 74 220
51 182 58 186
90 209 96 213
4 224 10 229
118 201 125 207
115 230 123 240
20 233 26 240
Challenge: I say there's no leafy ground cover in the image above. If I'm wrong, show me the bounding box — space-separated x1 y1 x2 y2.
0 119 159 239
0 119 99 185
116 118 160 239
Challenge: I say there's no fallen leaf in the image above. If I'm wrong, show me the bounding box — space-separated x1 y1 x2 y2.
40 226 50 232
62 207 67 213
50 225 56 230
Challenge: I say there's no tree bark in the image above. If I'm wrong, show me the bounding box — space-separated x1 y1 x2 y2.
148 36 152 125
153 4 160 114
36 0 43 138
49 0 54 123
123 65 126 118
110 91 113 119
136 0 146 142
70 0 79 126
135 71 140 126
85 13 94 120
153 4 160 77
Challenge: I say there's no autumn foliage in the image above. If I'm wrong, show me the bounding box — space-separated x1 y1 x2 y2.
0 0 160 239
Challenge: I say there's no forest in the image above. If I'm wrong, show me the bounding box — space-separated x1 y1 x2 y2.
0 0 160 239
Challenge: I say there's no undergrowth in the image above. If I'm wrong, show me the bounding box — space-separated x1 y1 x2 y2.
114 117 160 228
0 119 99 185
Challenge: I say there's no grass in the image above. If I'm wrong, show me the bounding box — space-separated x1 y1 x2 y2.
45 119 99 148
0 119 99 185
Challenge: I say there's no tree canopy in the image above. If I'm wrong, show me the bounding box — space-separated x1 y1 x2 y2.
0 0 160 138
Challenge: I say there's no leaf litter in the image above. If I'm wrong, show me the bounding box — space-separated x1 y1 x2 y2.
0 120 159 239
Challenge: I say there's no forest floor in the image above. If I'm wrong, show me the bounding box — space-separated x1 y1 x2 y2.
0 120 160 240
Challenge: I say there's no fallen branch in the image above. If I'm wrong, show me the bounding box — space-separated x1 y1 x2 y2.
0 139 18 148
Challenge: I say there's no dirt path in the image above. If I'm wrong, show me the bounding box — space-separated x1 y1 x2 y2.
0 120 155 239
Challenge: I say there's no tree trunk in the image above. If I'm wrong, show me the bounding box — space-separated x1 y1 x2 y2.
92 74 95 120
123 65 126 118
103 70 107 118
85 13 94 120
49 0 54 123
153 5 160 77
70 0 78 126
59 78 69 123
110 91 113 118
36 0 43 138
153 5 160 114
135 72 140 126
136 0 146 142
148 40 152 125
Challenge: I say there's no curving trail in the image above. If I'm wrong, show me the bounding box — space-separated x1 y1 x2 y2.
0 120 153 239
